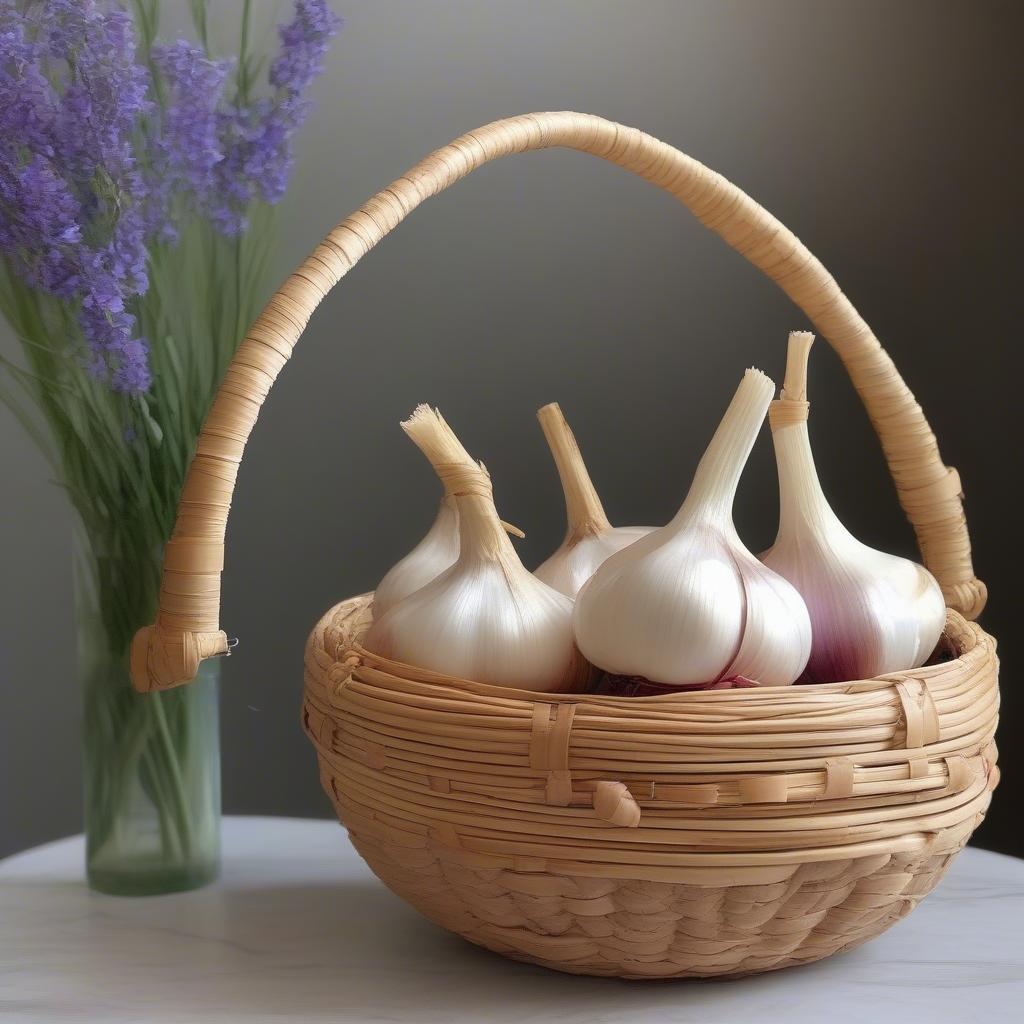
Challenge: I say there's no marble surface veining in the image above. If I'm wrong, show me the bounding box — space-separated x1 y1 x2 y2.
1 816 1021 1023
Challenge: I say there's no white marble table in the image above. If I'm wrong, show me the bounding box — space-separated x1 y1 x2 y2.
1 817 1021 1024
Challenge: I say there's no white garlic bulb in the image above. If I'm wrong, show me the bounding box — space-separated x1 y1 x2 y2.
373 496 460 616
761 331 946 683
534 402 653 597
366 406 587 692
573 369 811 687
373 412 524 616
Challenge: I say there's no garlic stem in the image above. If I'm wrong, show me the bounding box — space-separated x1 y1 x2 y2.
781 329 814 401
402 404 477 495
769 332 844 536
456 470 521 563
403 406 523 536
401 409 517 565
537 403 612 542
534 403 654 597
373 407 525 616
676 368 776 524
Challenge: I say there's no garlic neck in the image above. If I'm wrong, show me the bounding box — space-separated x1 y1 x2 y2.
560 472 611 543
456 492 518 563
772 413 850 544
674 369 774 527
417 494 460 556
436 493 458 523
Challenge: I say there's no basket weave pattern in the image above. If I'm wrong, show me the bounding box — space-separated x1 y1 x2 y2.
304 595 998 979
347 837 964 979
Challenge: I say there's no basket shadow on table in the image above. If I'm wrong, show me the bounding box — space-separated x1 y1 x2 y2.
134 877 874 1021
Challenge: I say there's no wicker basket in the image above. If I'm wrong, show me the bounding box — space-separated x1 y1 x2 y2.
304 596 997 979
131 113 999 980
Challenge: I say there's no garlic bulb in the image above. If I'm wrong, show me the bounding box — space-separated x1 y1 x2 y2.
761 331 946 683
365 406 587 692
373 411 524 616
534 403 653 597
573 369 811 687
373 496 460 616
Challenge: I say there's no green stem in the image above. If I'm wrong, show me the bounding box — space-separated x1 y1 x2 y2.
237 0 253 104
233 233 244 356
189 0 210 52
138 745 185 862
148 692 196 856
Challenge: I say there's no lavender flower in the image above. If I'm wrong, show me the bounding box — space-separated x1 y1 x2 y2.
272 0 343 115
211 0 341 233
48 1 150 185
0 16 56 160
1 0 152 391
0 0 341 392
149 41 231 242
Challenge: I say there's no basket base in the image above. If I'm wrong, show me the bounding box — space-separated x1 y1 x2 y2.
345 828 966 980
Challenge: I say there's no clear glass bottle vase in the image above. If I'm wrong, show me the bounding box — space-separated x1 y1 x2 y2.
76 530 221 895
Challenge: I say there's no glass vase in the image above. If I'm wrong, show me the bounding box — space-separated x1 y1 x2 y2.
76 530 221 896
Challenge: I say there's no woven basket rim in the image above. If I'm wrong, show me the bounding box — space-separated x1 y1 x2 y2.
337 595 987 708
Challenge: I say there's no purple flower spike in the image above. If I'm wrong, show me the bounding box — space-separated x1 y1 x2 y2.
271 0 343 98
211 0 341 233
149 41 231 241
0 0 341 395
1 0 153 392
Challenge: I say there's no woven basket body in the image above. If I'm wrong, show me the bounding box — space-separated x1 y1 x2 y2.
304 595 998 979
130 113 999 981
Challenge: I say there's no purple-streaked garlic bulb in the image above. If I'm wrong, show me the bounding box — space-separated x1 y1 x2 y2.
534 403 653 597
573 369 811 688
761 331 946 683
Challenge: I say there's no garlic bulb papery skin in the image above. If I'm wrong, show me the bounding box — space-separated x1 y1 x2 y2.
573 369 811 687
761 331 946 683
534 402 654 597
372 495 460 616
372 409 525 617
365 406 587 693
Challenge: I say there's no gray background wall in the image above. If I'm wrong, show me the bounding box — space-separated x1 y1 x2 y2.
2 0 1020 858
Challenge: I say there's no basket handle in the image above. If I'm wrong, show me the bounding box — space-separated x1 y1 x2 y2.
130 111 985 693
